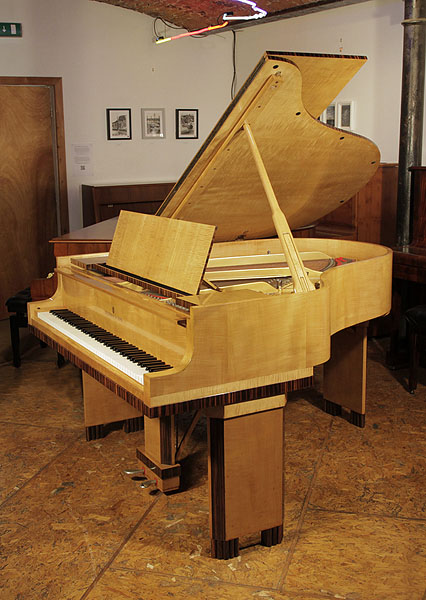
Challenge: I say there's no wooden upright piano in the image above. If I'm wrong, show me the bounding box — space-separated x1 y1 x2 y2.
28 52 392 559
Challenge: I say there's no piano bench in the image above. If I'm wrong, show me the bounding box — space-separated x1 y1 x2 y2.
5 288 33 368
405 305 426 393
5 287 58 368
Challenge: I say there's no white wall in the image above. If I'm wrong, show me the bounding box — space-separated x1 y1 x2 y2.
0 0 234 229
0 0 423 230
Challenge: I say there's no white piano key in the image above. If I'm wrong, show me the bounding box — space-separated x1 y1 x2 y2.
37 312 147 384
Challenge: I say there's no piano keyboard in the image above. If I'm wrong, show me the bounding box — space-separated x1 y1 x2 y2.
37 309 172 384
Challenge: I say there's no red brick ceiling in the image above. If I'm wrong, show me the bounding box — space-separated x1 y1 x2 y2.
91 0 363 32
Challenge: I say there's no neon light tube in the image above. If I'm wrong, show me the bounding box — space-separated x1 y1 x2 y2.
230 0 267 19
156 21 228 44
223 14 265 20
155 0 267 45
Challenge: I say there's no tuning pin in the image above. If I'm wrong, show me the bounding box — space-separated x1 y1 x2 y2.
123 468 145 475
140 480 156 489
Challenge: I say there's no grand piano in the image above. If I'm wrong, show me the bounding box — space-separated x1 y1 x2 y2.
28 51 392 559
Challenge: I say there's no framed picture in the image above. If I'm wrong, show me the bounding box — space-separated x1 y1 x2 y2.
141 108 165 139
175 109 198 139
337 101 354 130
106 108 132 140
320 103 336 127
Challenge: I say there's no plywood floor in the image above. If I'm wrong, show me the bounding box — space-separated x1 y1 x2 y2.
0 319 425 600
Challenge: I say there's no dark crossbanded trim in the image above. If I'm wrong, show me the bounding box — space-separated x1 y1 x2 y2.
212 538 239 560
286 376 313 392
266 50 367 60
29 324 312 418
209 418 226 540
261 524 283 547
159 417 174 464
136 449 181 480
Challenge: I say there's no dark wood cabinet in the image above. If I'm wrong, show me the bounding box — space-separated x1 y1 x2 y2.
387 167 426 366
82 182 175 226
409 166 426 250
392 167 426 283
314 163 398 245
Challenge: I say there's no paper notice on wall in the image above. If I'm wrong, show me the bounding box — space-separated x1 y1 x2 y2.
72 144 94 176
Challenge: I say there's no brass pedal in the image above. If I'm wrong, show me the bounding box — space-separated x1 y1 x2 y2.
140 479 156 489
123 468 145 475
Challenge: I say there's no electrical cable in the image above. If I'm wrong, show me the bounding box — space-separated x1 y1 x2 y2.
153 16 187 42
231 30 237 100
154 16 184 33
154 2 266 45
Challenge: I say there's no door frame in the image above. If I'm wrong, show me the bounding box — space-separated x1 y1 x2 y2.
0 76 69 235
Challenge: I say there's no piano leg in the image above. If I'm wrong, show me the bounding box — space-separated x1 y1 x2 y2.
323 322 368 427
82 372 144 441
207 397 285 559
136 415 181 493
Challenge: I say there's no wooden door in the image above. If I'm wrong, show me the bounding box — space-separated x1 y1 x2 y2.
0 84 64 319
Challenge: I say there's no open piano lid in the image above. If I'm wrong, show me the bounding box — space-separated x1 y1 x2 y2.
157 51 380 242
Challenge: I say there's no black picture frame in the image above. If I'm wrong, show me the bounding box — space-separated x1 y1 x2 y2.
141 108 165 139
175 108 198 139
106 108 132 140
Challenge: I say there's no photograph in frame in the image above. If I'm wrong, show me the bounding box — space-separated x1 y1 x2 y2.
142 108 165 139
337 101 354 130
320 103 336 127
175 109 198 139
106 108 132 140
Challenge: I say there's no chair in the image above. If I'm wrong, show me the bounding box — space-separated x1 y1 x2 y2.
405 304 426 393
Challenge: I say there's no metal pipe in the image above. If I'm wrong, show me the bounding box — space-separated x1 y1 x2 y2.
396 0 426 248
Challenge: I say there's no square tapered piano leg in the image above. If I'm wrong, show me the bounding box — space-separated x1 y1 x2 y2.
323 322 368 427
207 395 285 559
82 372 143 440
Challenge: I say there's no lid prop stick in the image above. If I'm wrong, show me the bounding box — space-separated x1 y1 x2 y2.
243 121 315 293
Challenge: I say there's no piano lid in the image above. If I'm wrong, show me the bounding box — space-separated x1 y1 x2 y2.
157 51 380 242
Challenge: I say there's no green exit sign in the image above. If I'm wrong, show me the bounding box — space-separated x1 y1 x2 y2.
0 23 22 37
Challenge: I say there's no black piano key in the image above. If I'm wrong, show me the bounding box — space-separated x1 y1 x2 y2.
49 309 172 373
135 356 162 363
146 363 170 372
